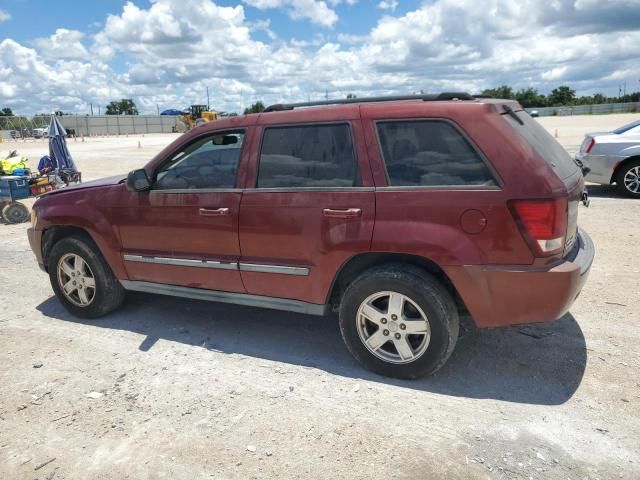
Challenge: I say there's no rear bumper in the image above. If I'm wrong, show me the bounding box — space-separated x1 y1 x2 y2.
27 227 46 271
445 228 595 328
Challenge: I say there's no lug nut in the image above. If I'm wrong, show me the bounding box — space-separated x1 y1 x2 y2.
394 333 401 340
391 314 397 320
400 324 406 330
381 318 387 324
383 329 389 336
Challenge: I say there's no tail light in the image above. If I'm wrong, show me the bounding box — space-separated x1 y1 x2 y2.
509 198 567 256
583 137 595 154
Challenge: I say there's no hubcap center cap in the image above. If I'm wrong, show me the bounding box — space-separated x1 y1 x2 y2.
388 321 399 333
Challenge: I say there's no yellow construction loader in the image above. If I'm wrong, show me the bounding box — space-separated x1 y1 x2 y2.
177 105 218 132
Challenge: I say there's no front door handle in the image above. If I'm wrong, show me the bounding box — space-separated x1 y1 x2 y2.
199 207 229 217
323 208 362 218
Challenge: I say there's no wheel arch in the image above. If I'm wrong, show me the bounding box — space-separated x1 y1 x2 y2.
327 252 466 312
611 155 640 184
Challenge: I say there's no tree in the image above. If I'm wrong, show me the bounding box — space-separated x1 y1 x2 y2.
514 88 547 108
105 99 139 115
0 107 14 116
243 101 265 115
548 86 576 106
482 85 514 99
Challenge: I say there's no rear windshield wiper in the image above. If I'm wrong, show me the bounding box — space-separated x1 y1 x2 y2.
502 104 524 125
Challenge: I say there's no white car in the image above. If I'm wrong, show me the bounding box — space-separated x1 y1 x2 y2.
576 119 640 198
32 127 49 138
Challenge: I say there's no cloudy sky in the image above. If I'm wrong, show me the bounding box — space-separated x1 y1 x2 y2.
0 0 638 115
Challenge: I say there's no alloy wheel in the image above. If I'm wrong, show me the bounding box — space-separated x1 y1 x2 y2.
356 291 431 364
57 253 96 307
623 166 640 194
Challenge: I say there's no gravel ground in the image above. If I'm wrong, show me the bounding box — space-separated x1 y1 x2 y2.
1 115 639 479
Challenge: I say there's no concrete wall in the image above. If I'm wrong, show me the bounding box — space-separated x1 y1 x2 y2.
59 115 179 136
525 101 640 117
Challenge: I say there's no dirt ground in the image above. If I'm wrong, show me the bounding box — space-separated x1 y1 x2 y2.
1 114 639 480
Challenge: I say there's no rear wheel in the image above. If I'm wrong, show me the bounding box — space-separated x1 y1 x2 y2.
339 264 459 379
48 236 125 318
616 160 640 198
2 202 29 224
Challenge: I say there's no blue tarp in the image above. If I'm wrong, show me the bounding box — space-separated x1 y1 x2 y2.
48 115 77 171
160 109 184 116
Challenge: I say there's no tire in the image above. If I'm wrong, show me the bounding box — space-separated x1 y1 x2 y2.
339 264 459 379
615 159 640 198
47 235 125 318
2 202 30 224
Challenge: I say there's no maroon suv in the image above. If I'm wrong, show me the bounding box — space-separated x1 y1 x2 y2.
27 94 594 378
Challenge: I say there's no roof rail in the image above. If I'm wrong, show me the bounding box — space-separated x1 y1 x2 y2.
263 92 475 112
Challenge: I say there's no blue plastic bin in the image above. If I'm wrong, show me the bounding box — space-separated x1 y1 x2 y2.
0 176 31 201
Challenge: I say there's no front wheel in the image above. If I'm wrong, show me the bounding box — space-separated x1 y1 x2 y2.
48 236 125 318
339 265 459 379
616 160 640 198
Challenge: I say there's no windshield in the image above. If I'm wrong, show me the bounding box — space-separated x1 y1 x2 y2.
502 110 579 179
613 119 640 135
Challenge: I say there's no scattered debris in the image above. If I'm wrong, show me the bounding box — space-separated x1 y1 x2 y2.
34 457 56 471
17 404 27 411
247 445 257 453
351 384 360 393
596 428 609 434
265 450 273 457
605 301 627 307
32 361 43 368
51 413 72 422
518 327 553 339
288 386 294 392
45 467 59 480
86 392 103 399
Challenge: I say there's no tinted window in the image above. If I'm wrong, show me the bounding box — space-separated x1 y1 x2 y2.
503 111 578 179
154 132 244 189
257 124 359 188
613 119 640 135
376 121 496 187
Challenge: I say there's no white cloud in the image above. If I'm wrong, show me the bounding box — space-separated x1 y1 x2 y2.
0 0 638 114
34 29 90 60
243 0 338 27
377 0 398 12
0 9 10 22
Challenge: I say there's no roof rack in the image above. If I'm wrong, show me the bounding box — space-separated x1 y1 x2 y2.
263 92 475 112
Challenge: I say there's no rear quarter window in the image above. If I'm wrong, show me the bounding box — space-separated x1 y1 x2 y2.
376 120 497 187
503 111 579 179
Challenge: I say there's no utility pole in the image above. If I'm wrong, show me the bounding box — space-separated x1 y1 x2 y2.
98 105 101 115
90 103 94 115
623 81 627 97
156 104 160 115
207 86 210 111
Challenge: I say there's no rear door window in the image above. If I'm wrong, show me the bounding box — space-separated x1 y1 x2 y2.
376 120 497 187
502 110 579 179
257 123 360 188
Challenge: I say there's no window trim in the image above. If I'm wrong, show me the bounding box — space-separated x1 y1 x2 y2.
150 128 247 192
255 121 362 190
373 118 503 190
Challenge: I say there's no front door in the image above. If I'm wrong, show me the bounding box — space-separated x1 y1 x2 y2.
238 120 375 305
116 130 248 292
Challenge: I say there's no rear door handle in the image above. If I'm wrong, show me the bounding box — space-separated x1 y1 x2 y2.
323 208 362 218
199 207 230 217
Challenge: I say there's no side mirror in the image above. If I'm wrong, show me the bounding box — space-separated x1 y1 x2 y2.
126 169 151 192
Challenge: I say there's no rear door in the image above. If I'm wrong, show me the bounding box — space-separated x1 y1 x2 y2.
117 130 250 292
238 117 375 305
